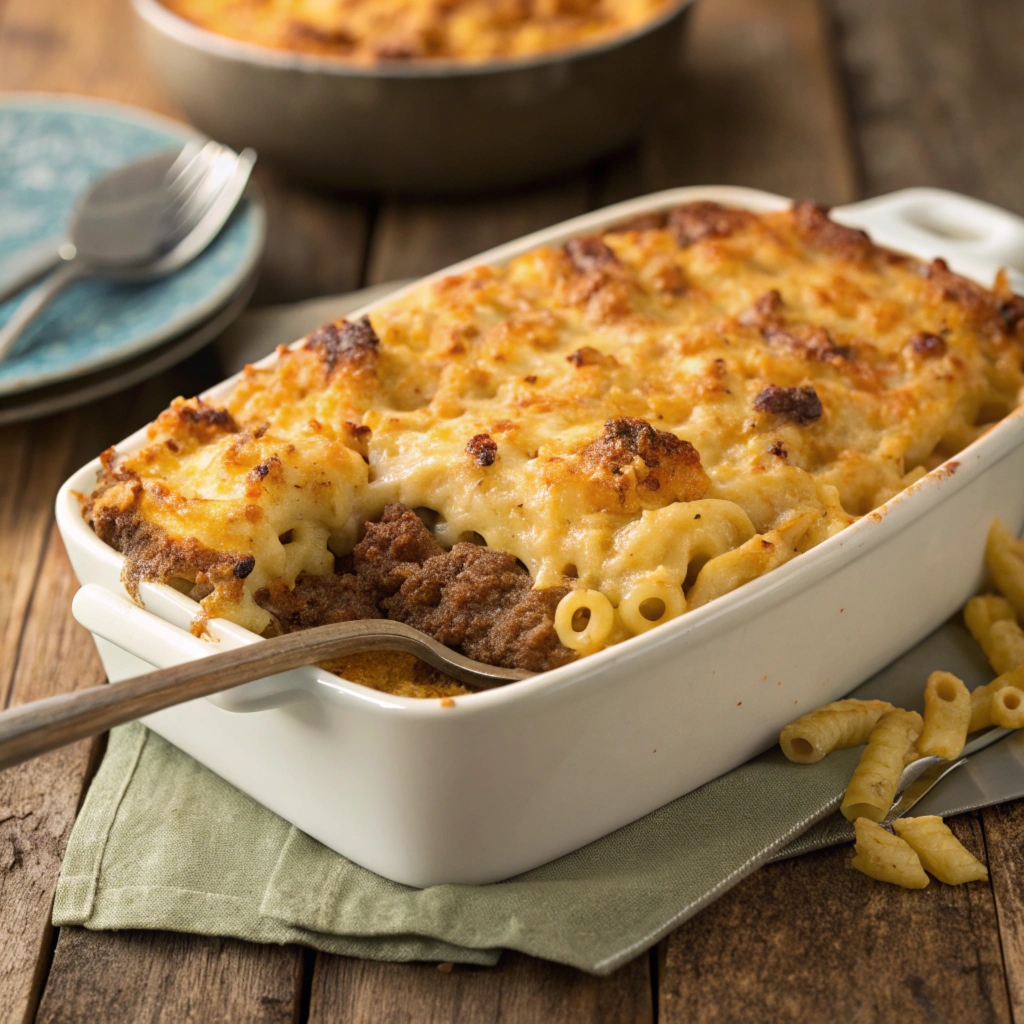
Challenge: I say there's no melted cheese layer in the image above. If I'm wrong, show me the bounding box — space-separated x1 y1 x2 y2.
87 201 1024 641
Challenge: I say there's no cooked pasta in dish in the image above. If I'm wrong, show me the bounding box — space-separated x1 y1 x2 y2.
158 0 674 63
84 201 1024 689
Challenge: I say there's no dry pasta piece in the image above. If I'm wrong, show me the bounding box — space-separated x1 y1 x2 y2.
554 589 615 655
779 698 895 764
969 663 1024 731
841 709 923 822
917 671 970 759
617 569 686 636
851 818 929 888
987 520 1024 620
892 816 988 884
964 594 1024 675
992 685 1024 728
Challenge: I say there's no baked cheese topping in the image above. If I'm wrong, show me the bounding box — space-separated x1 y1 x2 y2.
87 201 1024 656
159 0 672 63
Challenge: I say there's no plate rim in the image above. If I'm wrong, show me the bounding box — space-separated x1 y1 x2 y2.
0 93 266 396
0 272 258 425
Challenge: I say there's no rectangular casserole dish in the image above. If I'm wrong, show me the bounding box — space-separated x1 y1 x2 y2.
57 185 1024 887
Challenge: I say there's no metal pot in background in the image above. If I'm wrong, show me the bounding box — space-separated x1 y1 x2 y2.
132 0 697 194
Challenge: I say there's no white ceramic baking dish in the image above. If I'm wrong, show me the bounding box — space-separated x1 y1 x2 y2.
57 185 1024 887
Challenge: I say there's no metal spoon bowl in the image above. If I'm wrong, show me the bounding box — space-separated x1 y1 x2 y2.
0 143 256 366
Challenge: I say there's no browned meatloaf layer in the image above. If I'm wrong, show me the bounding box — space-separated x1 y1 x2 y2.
249 504 575 673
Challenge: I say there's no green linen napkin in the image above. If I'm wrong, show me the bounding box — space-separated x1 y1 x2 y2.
53 722 862 974
53 614 1024 975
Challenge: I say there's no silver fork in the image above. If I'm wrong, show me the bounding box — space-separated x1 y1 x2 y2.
0 609 531 772
0 142 255 366
771 725 1016 861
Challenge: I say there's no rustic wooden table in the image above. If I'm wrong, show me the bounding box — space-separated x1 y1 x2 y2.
2 0 1024 1021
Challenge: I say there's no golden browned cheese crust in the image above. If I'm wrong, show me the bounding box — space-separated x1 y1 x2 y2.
86 201 1024 691
159 0 672 63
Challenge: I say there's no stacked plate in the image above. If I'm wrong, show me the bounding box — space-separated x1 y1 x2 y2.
0 95 266 425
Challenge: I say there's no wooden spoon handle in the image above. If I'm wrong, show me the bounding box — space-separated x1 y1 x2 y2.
0 618 527 772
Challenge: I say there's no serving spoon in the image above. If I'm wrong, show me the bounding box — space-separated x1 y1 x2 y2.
0 142 256 365
0 618 532 772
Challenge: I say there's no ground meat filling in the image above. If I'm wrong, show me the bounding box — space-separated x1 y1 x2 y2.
255 504 575 672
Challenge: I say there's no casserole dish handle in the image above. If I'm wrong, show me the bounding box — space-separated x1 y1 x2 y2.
72 584 313 713
836 187 1024 283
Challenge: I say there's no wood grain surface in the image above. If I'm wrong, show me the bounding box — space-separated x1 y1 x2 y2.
34 930 303 1024
660 815 1010 1024
309 952 653 1024
2 0 1024 1022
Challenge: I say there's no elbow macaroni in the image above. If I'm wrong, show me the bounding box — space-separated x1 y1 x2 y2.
969 664 1024 731
917 671 970 759
554 590 615 654
779 698 894 764
987 521 1024 621
891 816 988 884
615 568 686 636
964 594 1024 675
851 818 929 889
841 709 923 823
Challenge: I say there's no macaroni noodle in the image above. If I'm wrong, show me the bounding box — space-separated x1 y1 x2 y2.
779 698 894 764
917 671 970 759
892 816 988 885
841 710 922 823
987 521 1024 620
851 818 929 889
965 594 1024 675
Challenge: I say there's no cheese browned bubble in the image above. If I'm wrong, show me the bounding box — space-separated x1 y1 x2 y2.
86 201 1024 673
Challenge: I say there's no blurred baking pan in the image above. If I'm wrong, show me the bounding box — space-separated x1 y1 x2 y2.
132 0 696 193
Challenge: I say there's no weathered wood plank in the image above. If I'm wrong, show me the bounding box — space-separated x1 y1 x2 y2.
34 929 303 1024
600 0 858 207
0 525 107 1024
660 813 1010 1024
250 176 370 306
832 0 1024 212
0 420 76 709
981 799 1024 1015
0 0 171 112
309 950 652 1024
366 178 591 284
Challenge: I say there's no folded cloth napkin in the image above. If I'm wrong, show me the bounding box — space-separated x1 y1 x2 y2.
53 613 1024 975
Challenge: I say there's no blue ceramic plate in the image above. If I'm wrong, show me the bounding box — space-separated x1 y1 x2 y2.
0 95 265 397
